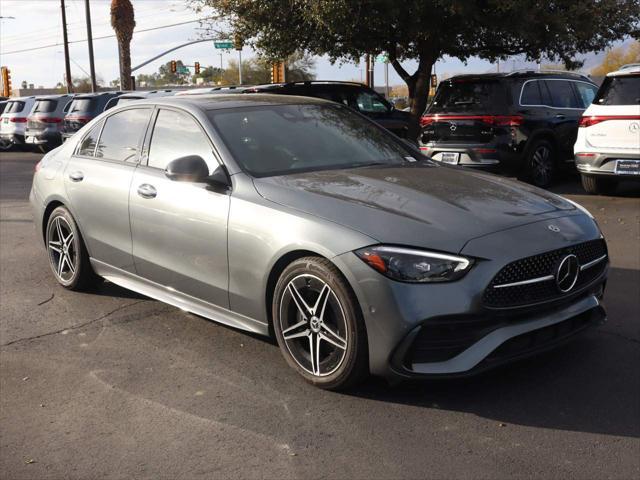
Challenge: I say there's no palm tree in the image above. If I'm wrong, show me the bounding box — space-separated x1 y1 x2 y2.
110 0 135 90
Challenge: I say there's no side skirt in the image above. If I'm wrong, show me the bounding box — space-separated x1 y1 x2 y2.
91 258 269 336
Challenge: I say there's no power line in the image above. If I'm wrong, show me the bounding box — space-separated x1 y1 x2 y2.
2 18 215 55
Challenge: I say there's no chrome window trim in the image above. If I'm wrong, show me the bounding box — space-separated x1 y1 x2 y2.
519 79 597 110
580 254 607 271
492 274 554 289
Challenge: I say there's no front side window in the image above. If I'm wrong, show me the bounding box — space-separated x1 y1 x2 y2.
594 75 640 105
520 80 542 105
208 104 413 178
95 108 151 162
354 90 390 113
147 109 215 171
573 82 598 108
33 100 58 113
546 80 580 108
76 121 103 157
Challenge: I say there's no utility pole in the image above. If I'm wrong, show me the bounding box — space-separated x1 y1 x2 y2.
384 59 389 98
365 55 370 87
238 50 242 85
84 0 97 92
60 0 73 93
369 55 374 88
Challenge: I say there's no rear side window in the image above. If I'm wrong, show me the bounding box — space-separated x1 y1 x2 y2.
95 108 151 162
147 109 215 171
68 98 96 114
545 80 580 108
520 81 542 105
430 80 506 113
594 75 640 105
354 90 390 113
5 101 25 114
77 121 103 157
573 82 598 108
33 100 58 113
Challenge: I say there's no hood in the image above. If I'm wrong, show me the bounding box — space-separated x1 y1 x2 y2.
253 163 579 253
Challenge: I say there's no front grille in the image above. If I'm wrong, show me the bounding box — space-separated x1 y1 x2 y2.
483 239 607 308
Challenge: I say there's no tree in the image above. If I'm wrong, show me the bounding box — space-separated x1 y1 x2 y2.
191 0 640 139
591 41 640 76
111 0 135 91
193 66 225 84
221 53 316 85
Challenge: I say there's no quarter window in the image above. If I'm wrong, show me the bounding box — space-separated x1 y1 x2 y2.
573 82 598 108
354 90 389 113
77 121 103 157
546 80 580 108
147 109 215 171
520 81 542 105
95 108 151 162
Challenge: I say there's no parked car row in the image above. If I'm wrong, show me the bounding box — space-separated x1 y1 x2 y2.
419 66 639 193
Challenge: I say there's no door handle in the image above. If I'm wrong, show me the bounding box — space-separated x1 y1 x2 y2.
137 183 157 199
68 171 84 182
555 114 566 119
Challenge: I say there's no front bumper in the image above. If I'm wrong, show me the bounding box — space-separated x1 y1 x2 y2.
575 151 640 178
333 213 607 381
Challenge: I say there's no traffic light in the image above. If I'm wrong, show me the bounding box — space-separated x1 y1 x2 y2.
170 60 177 73
234 34 243 51
1 67 12 97
270 62 285 83
194 62 200 75
430 74 437 88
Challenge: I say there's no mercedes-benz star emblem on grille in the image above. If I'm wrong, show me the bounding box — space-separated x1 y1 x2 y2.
630 122 639 134
555 254 580 293
449 123 457 132
548 225 560 232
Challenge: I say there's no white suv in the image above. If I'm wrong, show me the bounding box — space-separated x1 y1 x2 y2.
574 64 640 194
0 96 36 150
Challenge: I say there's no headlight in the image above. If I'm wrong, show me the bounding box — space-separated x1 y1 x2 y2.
354 246 473 283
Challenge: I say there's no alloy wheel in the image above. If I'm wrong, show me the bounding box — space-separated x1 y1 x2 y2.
47 216 77 282
531 145 553 186
279 274 348 377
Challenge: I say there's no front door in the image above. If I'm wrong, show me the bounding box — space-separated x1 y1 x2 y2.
64 107 152 271
129 107 230 307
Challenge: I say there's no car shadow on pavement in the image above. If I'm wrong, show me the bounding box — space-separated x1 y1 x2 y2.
550 177 640 197
349 266 640 439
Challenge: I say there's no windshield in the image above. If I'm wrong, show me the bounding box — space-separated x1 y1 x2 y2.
429 79 507 113
5 101 25 114
594 75 640 105
33 99 58 113
68 98 96 113
208 104 417 177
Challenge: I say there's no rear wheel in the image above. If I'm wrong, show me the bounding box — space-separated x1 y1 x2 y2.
581 174 617 195
272 257 368 390
525 140 556 188
45 206 100 290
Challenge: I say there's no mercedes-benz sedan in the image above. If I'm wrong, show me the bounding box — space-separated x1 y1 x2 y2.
30 95 608 390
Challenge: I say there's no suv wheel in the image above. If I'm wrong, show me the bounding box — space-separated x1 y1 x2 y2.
581 174 617 195
272 257 368 390
525 140 556 188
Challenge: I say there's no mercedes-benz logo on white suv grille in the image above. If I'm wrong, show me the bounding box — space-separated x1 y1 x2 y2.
630 122 639 134
449 122 457 132
556 254 580 293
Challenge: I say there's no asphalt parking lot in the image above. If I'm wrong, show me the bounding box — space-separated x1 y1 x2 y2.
1 151 638 479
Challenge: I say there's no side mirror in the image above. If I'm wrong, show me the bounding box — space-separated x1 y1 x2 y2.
165 155 210 183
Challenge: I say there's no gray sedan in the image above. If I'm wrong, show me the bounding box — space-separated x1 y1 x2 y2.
30 95 609 389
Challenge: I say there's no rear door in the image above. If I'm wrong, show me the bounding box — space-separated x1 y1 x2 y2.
64 107 152 271
129 107 230 307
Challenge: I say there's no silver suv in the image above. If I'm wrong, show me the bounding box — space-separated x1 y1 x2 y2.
25 94 74 152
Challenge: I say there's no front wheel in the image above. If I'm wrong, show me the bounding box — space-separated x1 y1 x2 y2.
272 257 368 390
45 206 100 290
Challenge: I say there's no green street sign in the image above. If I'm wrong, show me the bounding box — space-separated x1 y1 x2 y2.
177 66 189 74
214 41 233 49
376 54 388 63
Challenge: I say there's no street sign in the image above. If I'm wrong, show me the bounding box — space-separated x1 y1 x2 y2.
177 66 189 74
214 41 233 49
376 54 388 63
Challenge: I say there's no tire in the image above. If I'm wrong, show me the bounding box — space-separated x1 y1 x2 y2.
272 256 368 390
524 139 556 188
45 206 101 290
581 174 617 195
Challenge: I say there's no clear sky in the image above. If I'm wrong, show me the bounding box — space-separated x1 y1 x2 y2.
0 0 609 90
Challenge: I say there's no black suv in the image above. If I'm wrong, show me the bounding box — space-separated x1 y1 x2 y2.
419 71 599 187
244 81 411 138
61 92 123 141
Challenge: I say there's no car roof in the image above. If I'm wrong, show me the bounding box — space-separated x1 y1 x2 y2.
607 64 640 76
34 94 74 100
446 71 593 82
248 80 368 90
73 91 124 99
123 93 332 111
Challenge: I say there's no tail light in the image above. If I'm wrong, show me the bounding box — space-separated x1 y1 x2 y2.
33 117 63 124
579 115 640 127
65 116 91 123
420 114 523 127
10 117 27 123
